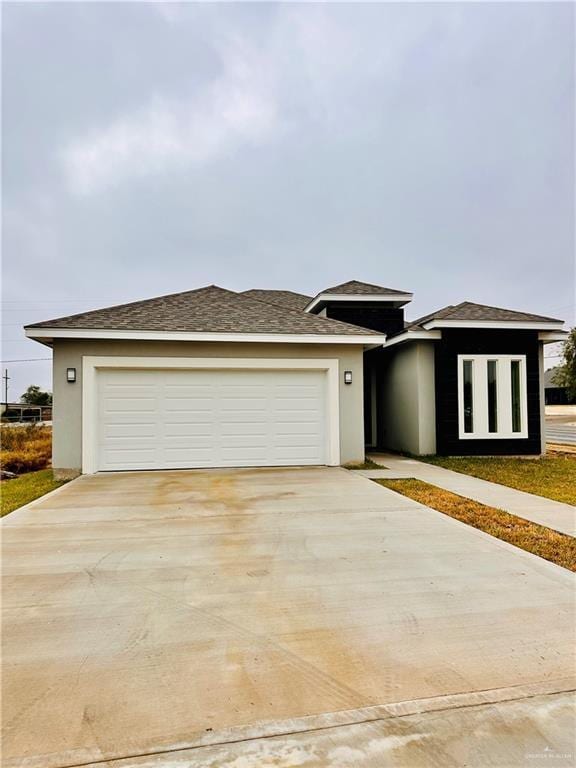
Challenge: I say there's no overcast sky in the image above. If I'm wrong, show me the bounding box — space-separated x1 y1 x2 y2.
2 1 574 400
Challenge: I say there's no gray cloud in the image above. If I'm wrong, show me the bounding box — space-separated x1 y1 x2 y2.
2 2 574 399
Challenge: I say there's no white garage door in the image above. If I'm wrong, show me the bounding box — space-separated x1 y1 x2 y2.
96 368 328 471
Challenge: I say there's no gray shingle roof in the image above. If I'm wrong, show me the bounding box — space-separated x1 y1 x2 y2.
407 301 562 329
26 285 382 336
321 280 412 296
241 289 311 311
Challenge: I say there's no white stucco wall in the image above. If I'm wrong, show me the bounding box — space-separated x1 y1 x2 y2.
52 339 366 473
380 342 437 455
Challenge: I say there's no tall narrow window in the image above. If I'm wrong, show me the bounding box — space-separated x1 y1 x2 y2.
511 360 522 433
458 355 527 439
463 360 474 433
487 360 498 433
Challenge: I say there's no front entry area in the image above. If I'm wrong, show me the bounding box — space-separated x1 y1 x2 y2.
96 367 329 471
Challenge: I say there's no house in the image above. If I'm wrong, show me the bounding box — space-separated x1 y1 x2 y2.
25 280 566 477
544 367 573 405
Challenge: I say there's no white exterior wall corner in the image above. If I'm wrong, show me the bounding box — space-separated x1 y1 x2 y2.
380 344 419 454
380 342 437 456
52 339 366 473
416 342 437 455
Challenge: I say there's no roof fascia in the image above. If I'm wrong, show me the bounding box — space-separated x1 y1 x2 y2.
25 328 387 345
538 331 569 343
422 320 564 331
305 293 413 314
382 330 442 348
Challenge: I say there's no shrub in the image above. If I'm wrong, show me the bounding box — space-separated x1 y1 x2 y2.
0 425 52 474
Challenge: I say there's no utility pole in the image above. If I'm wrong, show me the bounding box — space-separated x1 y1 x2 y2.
3 369 9 412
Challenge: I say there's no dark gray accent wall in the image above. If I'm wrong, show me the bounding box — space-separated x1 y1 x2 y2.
326 303 405 335
435 329 542 455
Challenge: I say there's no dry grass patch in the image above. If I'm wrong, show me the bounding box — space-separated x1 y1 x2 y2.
378 478 576 572
423 454 576 506
1 424 52 474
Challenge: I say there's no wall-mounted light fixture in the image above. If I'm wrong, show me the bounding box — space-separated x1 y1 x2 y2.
66 367 76 383
344 370 353 385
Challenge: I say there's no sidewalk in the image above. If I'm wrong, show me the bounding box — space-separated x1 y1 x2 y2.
355 453 576 538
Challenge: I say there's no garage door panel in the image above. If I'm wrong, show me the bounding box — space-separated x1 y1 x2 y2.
273 434 322 447
104 398 158 412
220 412 268 424
104 435 160 447
97 368 328 471
273 410 320 422
222 436 269 449
275 401 319 412
164 439 216 450
164 384 214 394
164 414 217 426
220 423 268 436
101 449 158 467
220 398 269 411
221 446 269 461
274 422 319 435
273 447 323 460
164 423 214 437
219 386 267 394
164 398 215 410
103 423 158 438
164 449 216 461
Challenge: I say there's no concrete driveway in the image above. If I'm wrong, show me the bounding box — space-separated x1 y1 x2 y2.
2 467 575 767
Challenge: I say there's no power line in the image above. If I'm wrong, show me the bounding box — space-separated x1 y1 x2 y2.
2 298 120 303
0 358 52 363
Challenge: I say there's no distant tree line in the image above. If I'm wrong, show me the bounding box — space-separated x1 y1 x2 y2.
20 385 53 406
553 327 576 401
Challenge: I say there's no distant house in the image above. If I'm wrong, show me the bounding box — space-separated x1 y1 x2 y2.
544 368 572 405
0 403 52 423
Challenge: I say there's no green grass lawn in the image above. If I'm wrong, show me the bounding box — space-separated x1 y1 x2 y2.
422 454 576 506
1 469 68 517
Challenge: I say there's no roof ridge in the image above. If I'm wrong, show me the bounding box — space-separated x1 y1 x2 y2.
321 279 412 296
407 299 562 328
24 284 229 329
448 300 562 322
243 288 311 297
237 290 382 335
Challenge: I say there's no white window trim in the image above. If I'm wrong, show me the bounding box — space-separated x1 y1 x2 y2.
82 356 341 474
457 354 528 440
